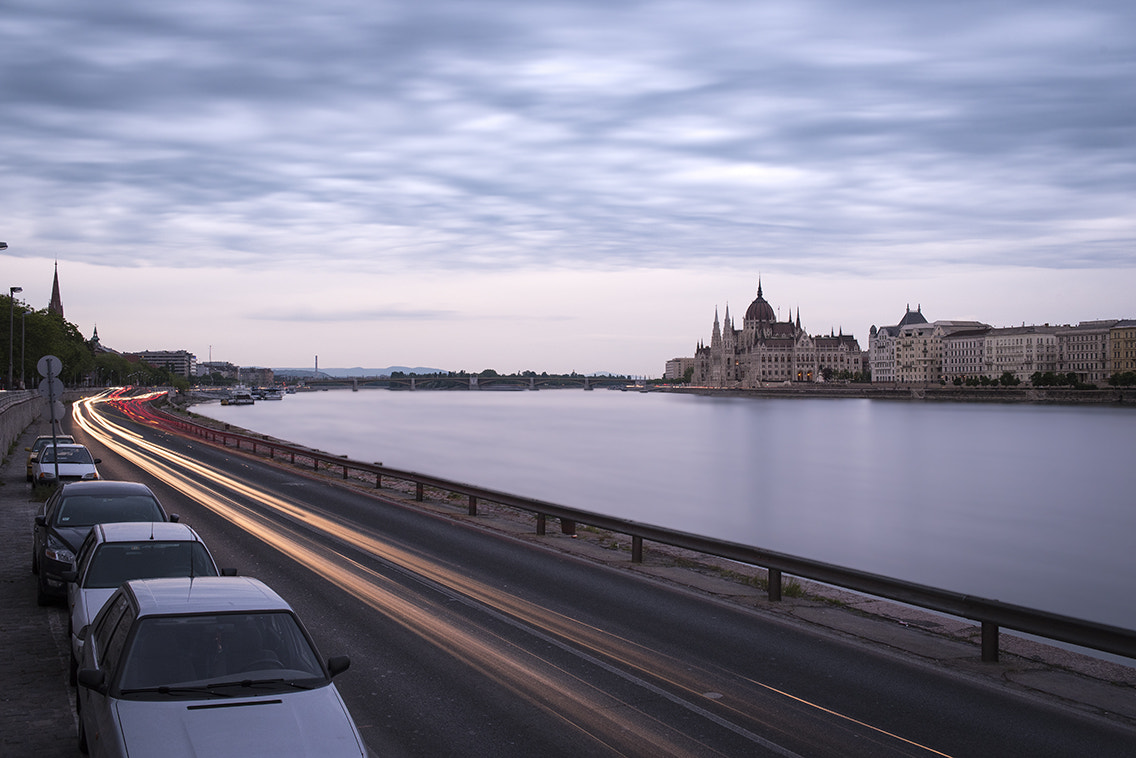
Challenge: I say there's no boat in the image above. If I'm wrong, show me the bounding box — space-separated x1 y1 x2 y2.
262 388 284 400
228 388 255 405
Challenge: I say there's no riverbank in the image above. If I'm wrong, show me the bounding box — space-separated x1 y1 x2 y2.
661 383 1136 404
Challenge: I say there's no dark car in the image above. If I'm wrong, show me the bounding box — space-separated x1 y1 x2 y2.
32 481 176 605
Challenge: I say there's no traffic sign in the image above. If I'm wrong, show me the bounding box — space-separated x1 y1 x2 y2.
37 355 62 378
39 376 64 399
49 400 66 423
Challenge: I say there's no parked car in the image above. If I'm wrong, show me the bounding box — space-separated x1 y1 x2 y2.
32 481 176 605
64 522 229 684
75 576 366 757
32 442 101 486
25 434 76 482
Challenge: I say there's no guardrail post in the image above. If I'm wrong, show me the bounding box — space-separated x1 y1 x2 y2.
468 495 478 516
631 535 643 563
561 518 576 536
343 464 349 479
981 621 999 662
375 473 382 489
536 514 546 535
767 568 782 601
416 482 424 501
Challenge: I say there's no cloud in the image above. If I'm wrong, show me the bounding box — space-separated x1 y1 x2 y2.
1 0 1133 373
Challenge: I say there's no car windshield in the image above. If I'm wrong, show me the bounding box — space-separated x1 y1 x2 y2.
40 447 93 464
118 612 326 693
33 437 73 452
56 495 164 527
84 542 217 589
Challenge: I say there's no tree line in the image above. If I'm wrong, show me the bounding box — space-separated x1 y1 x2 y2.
1 293 188 390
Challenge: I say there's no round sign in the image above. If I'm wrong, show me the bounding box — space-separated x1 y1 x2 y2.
37 355 62 378
39 376 64 399
49 400 67 423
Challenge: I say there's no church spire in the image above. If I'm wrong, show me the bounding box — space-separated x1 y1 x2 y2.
48 261 64 318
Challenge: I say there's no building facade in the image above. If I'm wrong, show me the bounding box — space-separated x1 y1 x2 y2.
979 326 1060 381
664 357 695 381
133 350 197 378
869 306 928 383
1111 320 1136 375
940 328 990 381
692 281 861 387
1057 321 1116 384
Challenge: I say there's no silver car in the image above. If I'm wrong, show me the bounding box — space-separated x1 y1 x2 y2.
75 576 367 757
32 442 101 486
64 522 225 685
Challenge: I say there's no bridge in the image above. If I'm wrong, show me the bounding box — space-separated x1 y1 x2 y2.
301 375 645 391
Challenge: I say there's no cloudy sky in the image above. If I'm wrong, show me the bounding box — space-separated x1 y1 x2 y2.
2 1 1132 375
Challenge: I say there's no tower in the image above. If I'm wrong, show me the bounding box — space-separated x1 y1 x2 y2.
48 262 64 318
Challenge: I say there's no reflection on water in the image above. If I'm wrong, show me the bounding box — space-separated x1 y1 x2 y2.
197 390 1136 629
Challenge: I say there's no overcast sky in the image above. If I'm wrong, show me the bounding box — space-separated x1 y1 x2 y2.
2 1 1133 375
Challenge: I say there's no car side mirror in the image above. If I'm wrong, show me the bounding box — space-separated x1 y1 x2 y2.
94 458 102 464
168 514 180 523
221 568 238 577
327 656 350 678
77 669 107 693
35 515 46 527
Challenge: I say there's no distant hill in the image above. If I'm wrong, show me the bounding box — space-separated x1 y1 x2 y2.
272 366 448 379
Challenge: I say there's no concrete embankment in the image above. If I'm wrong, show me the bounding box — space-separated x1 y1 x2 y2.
663 384 1136 404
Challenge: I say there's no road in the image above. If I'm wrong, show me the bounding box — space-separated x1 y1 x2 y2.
52 393 1136 756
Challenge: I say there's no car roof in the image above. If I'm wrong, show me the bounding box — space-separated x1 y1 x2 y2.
90 521 201 543
57 480 157 497
124 577 291 617
33 434 74 441
44 442 88 449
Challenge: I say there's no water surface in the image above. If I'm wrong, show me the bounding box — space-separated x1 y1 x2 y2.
196 389 1136 629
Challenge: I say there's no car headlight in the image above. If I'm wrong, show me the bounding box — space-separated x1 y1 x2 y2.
44 535 74 565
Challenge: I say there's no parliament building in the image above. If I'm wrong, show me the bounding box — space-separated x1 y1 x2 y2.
692 281 862 387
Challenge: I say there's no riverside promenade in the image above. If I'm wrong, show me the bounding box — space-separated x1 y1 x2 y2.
0 417 77 757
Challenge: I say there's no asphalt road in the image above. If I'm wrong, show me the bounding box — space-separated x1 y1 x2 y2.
21 395 1136 756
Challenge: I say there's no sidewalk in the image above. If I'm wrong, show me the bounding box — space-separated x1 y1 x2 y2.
0 418 77 756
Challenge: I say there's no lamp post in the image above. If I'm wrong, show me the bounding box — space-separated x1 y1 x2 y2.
8 286 21 390
20 310 26 389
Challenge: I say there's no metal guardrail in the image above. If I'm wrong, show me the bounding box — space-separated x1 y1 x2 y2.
152 402 1136 664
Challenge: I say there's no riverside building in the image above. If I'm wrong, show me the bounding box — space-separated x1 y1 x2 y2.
691 281 862 388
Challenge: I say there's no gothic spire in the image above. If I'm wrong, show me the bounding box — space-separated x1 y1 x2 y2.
48 261 64 318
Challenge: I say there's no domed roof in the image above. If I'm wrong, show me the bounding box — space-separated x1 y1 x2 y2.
744 281 775 322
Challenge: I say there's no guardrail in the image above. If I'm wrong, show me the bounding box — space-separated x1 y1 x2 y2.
149 401 1135 665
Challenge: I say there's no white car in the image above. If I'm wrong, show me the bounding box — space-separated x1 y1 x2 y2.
64 522 226 685
76 576 367 757
32 442 100 485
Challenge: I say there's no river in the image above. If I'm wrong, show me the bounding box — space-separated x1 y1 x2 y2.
194 389 1136 631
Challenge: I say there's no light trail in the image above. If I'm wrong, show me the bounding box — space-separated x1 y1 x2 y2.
75 394 955 757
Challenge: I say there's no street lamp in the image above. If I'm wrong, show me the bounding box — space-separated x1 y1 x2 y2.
8 286 21 390
20 310 26 389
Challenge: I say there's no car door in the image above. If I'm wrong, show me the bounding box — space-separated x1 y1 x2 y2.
80 592 135 757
